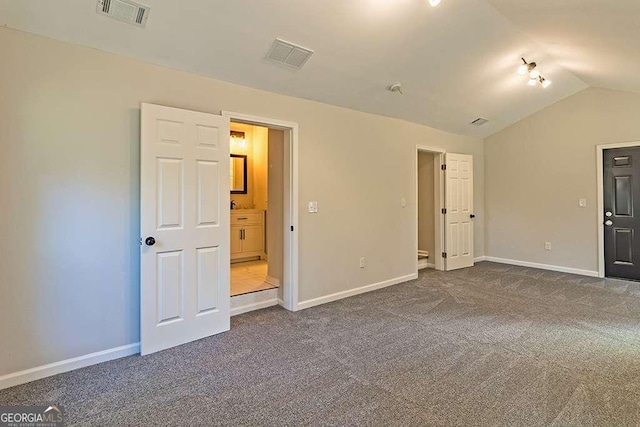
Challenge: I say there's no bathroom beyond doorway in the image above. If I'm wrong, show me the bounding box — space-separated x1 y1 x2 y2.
229 123 285 298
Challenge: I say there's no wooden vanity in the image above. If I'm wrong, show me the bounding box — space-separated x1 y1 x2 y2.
230 209 266 262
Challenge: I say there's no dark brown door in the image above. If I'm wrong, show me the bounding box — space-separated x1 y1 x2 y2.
604 147 640 280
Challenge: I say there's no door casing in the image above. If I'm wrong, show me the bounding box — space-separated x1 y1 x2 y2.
222 111 299 311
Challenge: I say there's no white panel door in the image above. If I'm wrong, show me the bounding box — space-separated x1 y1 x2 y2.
141 103 230 355
445 153 474 271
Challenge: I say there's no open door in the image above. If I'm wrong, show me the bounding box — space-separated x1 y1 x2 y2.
444 153 474 270
140 103 230 355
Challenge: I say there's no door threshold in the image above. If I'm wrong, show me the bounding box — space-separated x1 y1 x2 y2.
231 284 278 298
230 288 279 316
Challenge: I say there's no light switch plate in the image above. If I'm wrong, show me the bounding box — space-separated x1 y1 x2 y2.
308 201 318 213
401 198 406 208
579 198 587 208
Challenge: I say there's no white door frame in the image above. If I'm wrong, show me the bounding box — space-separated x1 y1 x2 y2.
222 111 299 311
596 140 640 278
415 145 446 272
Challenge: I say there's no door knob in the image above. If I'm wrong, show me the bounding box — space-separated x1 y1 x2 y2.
470 214 476 219
605 211 613 217
604 220 613 227
145 237 156 246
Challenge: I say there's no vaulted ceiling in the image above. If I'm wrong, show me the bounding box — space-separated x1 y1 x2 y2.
1 0 634 137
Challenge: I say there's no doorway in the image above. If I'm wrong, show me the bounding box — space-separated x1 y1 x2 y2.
228 123 274 297
415 146 475 273
599 144 640 280
416 145 445 272
223 111 299 313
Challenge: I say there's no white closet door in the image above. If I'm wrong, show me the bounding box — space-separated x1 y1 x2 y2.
445 153 474 270
140 103 230 355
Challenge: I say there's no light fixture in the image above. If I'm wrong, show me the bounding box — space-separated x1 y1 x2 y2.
518 64 528 75
230 130 246 149
540 76 552 88
429 0 442 7
518 58 551 89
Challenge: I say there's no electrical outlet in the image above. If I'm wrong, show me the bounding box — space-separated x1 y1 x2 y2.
401 198 406 208
545 242 551 251
359 257 365 268
579 198 587 208
308 201 318 213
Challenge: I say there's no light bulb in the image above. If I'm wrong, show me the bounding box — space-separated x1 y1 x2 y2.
529 69 540 79
518 64 528 75
541 79 552 88
429 0 441 6
527 78 538 87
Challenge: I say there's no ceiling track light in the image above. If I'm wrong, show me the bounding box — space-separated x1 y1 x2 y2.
518 57 551 88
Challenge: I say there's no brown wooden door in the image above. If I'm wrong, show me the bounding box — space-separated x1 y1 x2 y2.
604 147 640 280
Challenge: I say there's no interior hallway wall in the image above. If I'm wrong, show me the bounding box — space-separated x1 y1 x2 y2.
0 27 484 377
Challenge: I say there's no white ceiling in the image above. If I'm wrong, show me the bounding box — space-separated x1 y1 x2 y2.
5 0 628 138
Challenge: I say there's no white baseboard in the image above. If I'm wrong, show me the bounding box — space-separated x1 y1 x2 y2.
297 273 418 310
483 256 599 277
231 288 279 316
474 256 487 262
418 259 435 270
0 343 140 390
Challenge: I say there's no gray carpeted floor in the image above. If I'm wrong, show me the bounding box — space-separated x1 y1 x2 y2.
2 261 640 426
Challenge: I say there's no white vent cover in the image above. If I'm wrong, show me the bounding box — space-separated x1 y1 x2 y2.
471 118 489 126
266 39 313 68
96 0 150 28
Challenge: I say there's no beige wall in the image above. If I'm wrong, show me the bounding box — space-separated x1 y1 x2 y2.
229 123 269 210
252 126 269 211
418 152 435 259
0 27 484 376
485 87 640 273
230 123 254 207
267 129 285 292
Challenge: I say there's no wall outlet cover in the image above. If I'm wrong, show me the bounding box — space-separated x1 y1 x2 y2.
308 201 318 213
579 198 587 208
359 257 365 268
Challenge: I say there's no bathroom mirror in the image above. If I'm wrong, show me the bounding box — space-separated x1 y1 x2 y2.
230 154 247 194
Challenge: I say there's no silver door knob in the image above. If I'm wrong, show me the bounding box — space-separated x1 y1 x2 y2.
605 220 613 226
605 211 613 217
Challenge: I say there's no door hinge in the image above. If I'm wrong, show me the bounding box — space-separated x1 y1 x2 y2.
442 208 447 214
291 226 294 232
441 164 446 171
442 252 447 258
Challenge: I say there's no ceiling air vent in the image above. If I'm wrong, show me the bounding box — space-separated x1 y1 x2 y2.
96 0 150 28
266 39 314 69
471 118 489 126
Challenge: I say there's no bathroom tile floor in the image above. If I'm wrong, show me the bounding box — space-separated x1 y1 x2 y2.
230 260 276 296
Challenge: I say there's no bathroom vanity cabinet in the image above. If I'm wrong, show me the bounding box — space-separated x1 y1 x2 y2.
230 209 266 261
